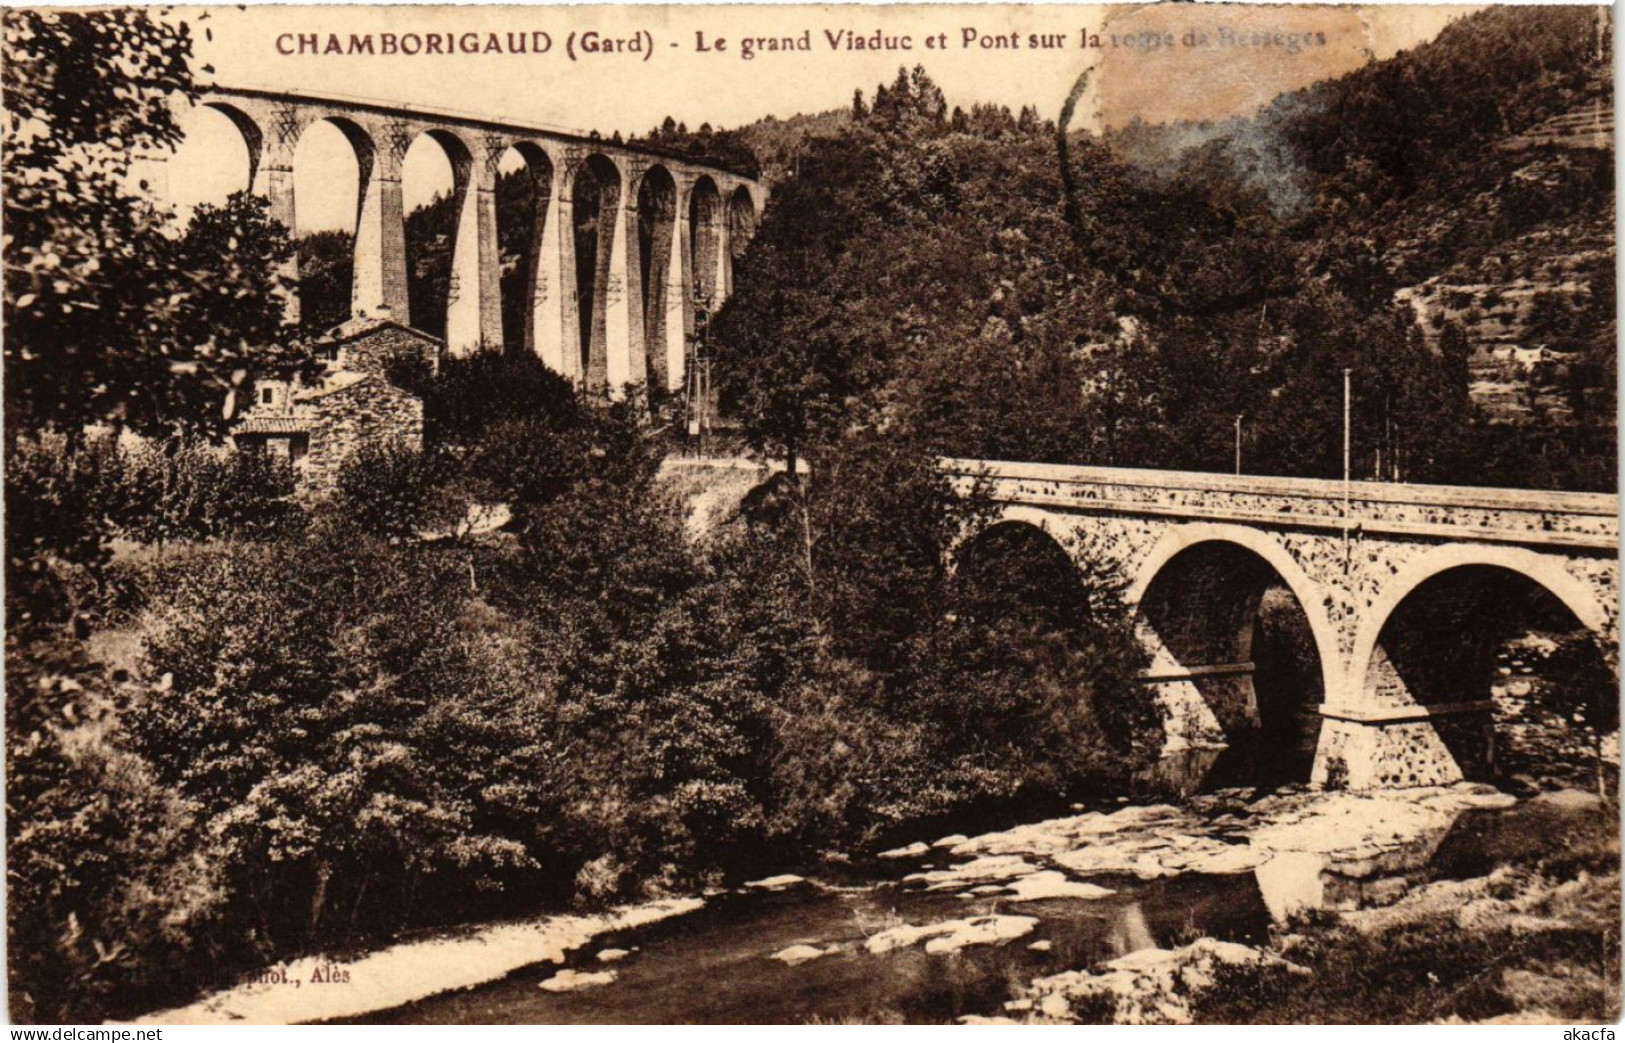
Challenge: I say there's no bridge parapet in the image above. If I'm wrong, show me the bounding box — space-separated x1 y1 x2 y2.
942 458 1618 552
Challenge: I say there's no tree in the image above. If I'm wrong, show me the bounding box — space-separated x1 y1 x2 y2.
126 532 536 950
3 10 304 442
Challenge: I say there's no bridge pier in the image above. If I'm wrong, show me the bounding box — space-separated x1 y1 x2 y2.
352 137 410 325
555 164 585 382
614 166 647 395
253 140 300 324
1312 709 1493 790
666 177 696 393
714 199 734 304
520 150 565 374
1141 661 1261 750
444 140 504 358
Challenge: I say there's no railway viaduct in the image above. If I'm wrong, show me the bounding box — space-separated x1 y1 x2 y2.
172 86 767 395
945 459 1620 791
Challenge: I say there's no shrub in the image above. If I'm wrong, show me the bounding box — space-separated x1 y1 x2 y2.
125 532 542 950
6 630 223 1023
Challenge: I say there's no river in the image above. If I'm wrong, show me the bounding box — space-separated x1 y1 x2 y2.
344 782 1559 1025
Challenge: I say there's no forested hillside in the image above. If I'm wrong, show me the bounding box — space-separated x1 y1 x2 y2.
717 7 1614 492
1102 5 1614 486
293 9 1614 492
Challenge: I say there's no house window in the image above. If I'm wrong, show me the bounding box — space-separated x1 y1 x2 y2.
262 387 275 405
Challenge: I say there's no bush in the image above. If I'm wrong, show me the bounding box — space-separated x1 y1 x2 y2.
125 531 541 950
111 439 297 545
6 630 223 1023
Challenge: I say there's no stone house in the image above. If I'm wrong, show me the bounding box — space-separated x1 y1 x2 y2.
232 317 441 492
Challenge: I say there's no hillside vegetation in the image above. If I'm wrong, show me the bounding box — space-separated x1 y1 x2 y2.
1102 5 1613 487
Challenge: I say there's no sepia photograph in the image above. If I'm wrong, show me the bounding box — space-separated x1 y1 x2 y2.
2 1 1619 1027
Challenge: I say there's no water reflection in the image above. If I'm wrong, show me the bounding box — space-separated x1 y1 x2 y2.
345 790 1587 1024
1107 902 1155 957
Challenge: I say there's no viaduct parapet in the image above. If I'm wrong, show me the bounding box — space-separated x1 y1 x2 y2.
944 458 1620 791
177 86 767 395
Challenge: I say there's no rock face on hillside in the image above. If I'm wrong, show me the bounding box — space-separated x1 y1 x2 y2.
1394 98 1614 427
1102 7 1614 472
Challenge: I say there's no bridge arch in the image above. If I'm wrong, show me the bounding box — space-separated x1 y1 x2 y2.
688 175 723 304
637 164 679 391
949 517 1162 757
493 142 556 360
197 100 264 190
1129 523 1340 693
1131 523 1340 785
953 517 1075 582
292 115 375 328
1346 544 1615 783
725 184 757 293
399 127 481 344
570 152 625 388
1352 544 1612 684
160 101 265 229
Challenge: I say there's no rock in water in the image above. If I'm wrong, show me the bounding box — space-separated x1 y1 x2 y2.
1004 870 1115 902
1019 938 1308 1024
770 944 837 966
878 841 930 859
866 915 1038 955
538 969 618 992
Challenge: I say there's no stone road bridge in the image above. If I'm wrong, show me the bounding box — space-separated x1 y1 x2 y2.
944 459 1619 791
173 86 767 394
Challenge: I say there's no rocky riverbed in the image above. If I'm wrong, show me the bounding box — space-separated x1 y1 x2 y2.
130 782 1618 1025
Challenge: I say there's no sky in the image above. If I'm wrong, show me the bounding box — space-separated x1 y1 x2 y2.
153 3 1480 231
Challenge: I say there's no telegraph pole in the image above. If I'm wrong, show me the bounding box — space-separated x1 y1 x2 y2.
1342 368 1353 569
1234 414 1244 475
1342 369 1352 507
687 289 713 458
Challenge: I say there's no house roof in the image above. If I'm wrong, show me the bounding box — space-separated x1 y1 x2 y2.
310 314 447 349
235 416 312 435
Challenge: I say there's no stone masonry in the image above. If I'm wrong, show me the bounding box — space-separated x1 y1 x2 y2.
182 86 767 397
943 458 1619 791
233 317 434 492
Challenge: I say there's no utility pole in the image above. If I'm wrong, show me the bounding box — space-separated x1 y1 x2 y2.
687 289 714 458
1234 414 1244 475
1342 368 1353 569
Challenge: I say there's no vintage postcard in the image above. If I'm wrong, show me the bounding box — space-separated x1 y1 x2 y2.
3 1 1618 1029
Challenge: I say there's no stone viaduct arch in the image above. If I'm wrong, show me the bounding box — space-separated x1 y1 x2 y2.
944 458 1620 792
688 175 725 306
171 86 768 398
1129 524 1340 760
